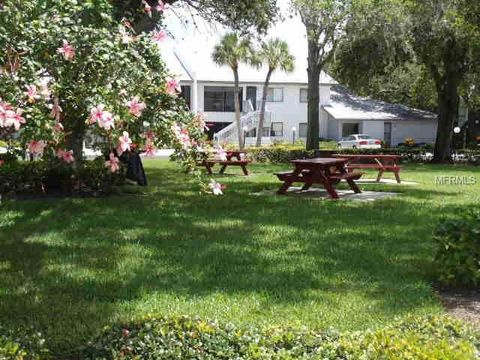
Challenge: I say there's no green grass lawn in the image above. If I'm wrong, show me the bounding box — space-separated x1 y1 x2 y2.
0 160 479 355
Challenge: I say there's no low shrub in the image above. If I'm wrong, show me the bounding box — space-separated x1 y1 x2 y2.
434 211 480 287
0 326 48 360
248 145 480 164
83 315 479 360
0 157 125 197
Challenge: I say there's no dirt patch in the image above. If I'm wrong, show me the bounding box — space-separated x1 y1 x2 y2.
439 289 480 329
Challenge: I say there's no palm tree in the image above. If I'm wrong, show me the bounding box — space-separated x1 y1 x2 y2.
256 38 294 147
212 33 255 149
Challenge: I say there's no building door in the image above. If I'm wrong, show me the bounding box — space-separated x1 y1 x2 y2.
384 122 392 145
246 86 257 110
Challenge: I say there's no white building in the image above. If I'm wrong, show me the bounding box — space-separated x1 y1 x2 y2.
163 47 437 146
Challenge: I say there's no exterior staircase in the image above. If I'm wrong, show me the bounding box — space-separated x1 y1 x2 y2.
213 100 272 146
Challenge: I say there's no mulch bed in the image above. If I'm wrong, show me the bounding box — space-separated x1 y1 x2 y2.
439 288 480 329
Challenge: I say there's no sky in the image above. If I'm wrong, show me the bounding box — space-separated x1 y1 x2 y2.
162 0 310 75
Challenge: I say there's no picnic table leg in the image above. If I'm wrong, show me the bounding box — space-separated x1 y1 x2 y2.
323 180 339 199
205 163 213 175
241 164 249 176
346 178 362 194
376 170 384 182
394 170 401 184
219 164 227 174
277 180 293 195
301 181 313 191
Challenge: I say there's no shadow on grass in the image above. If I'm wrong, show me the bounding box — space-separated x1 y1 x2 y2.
0 162 477 356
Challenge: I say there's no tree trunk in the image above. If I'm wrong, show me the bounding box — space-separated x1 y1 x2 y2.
256 68 273 147
66 119 86 170
467 110 477 146
432 74 460 163
233 68 244 149
306 38 320 150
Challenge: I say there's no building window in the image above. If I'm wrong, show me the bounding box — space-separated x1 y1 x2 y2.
299 123 308 137
204 86 243 112
271 122 283 137
266 88 284 102
300 89 308 103
342 123 360 137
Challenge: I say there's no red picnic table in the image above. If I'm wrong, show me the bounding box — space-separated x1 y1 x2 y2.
275 158 363 199
199 150 251 176
332 154 401 183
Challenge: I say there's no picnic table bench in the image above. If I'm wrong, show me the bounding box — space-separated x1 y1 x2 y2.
198 150 251 176
332 154 401 183
275 158 363 199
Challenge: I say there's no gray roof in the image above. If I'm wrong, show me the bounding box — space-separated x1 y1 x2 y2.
323 85 437 121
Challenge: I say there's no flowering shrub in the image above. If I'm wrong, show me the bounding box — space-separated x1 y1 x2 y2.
0 0 204 186
0 325 48 360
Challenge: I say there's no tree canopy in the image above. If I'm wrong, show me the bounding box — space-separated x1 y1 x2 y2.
333 0 480 161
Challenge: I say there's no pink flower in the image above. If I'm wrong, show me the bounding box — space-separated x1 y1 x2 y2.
165 78 181 96
89 104 105 124
50 98 62 121
208 179 224 196
54 122 64 132
4 108 26 131
56 148 74 164
117 131 132 155
57 40 75 60
119 28 134 44
152 30 168 44
216 146 228 161
27 140 47 155
105 152 120 173
126 96 146 117
0 100 13 127
98 111 115 130
155 0 170 12
196 113 209 131
142 0 152 17
0 160 4 167
144 141 156 157
40 82 51 99
25 85 39 103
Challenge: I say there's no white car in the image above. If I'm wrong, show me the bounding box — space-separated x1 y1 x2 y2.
337 134 382 149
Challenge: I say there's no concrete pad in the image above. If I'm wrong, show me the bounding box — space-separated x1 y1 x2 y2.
356 179 418 185
251 187 398 201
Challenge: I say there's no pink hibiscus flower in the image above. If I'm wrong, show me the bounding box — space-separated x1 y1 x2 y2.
50 98 63 121
40 82 51 99
57 40 75 60
142 0 152 17
126 96 146 117
216 146 228 161
117 131 132 155
208 179 224 196
105 152 120 173
152 30 168 44
56 148 74 164
25 85 39 103
4 108 26 131
98 111 115 130
54 122 64 132
0 101 13 127
144 141 156 157
155 0 170 12
27 140 47 156
165 78 181 96
89 104 105 124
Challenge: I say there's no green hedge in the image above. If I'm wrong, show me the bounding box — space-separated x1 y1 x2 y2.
83 315 479 360
0 158 125 196
434 211 480 287
248 145 480 164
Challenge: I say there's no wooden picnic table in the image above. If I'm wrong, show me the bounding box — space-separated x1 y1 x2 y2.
332 154 401 183
199 150 251 176
275 158 363 199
